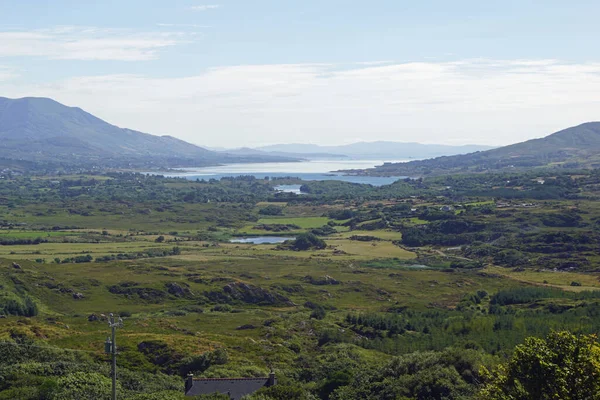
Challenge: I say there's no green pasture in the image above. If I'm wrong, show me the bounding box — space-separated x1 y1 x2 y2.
0 230 76 239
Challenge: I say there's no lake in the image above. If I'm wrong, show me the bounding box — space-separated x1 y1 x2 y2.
230 236 293 244
162 160 408 186
275 184 304 194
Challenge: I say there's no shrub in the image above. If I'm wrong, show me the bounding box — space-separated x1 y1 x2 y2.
285 233 326 251
258 205 284 216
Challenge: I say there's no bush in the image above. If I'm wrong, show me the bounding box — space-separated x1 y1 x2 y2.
258 205 284 216
310 307 326 320
211 304 232 312
286 233 326 251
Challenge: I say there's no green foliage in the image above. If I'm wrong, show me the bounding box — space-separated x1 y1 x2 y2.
178 349 228 377
49 371 118 400
539 211 582 227
0 295 38 317
285 233 326 251
5 169 600 399
246 384 314 400
127 391 188 400
310 225 337 236
401 219 488 247
310 306 326 320
328 209 355 220
479 331 600 400
194 394 230 399
96 246 181 262
331 348 485 400
259 205 284 216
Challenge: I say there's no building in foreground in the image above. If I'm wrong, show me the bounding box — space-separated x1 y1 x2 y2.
185 372 276 399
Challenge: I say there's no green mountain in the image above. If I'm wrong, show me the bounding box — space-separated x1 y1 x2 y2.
0 97 293 168
364 122 600 176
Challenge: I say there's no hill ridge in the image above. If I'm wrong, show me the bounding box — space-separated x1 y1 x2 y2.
362 122 600 175
0 96 294 168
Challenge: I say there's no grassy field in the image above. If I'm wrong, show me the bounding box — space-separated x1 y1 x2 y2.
0 230 76 238
255 217 330 228
237 216 331 234
3 171 600 398
0 252 519 358
484 265 600 292
335 230 403 240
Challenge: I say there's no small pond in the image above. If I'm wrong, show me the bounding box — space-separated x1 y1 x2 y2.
230 236 293 244
274 184 305 194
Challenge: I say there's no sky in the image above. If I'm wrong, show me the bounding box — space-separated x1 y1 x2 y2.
1 0 600 148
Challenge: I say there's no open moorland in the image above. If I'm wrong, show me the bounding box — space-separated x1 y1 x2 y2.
2 170 600 399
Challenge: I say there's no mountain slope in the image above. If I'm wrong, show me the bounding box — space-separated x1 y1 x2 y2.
257 141 494 159
0 97 294 167
363 122 600 176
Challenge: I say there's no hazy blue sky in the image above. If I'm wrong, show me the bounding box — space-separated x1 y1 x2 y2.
1 0 600 147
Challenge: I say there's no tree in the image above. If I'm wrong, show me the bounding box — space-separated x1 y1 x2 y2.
290 233 326 251
479 331 600 400
155 235 165 243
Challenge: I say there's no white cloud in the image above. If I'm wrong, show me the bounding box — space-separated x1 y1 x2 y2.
0 26 190 61
157 23 210 28
190 4 220 11
2 59 600 147
0 66 16 81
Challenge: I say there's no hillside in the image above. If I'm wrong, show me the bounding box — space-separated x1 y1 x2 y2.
0 97 294 169
359 122 600 176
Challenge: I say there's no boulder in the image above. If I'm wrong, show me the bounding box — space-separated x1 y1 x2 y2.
72 293 85 300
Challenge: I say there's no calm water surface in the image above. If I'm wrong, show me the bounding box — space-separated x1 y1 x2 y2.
163 160 407 186
230 237 293 244
275 184 304 194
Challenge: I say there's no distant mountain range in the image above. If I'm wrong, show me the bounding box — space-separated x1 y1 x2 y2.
358 122 600 176
221 142 494 160
219 147 349 160
0 97 295 169
5 96 592 176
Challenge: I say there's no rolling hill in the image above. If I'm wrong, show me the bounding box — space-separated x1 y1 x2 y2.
0 97 294 168
359 122 600 176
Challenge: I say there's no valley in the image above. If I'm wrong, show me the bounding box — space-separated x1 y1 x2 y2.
1 169 600 398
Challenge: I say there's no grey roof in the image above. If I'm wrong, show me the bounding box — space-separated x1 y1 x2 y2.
185 377 270 399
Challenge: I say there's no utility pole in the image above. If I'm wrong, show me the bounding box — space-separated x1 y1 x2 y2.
105 313 123 400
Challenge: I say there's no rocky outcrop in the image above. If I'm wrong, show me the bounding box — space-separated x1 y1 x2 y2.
108 282 166 303
165 282 194 298
208 282 295 306
303 275 341 285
